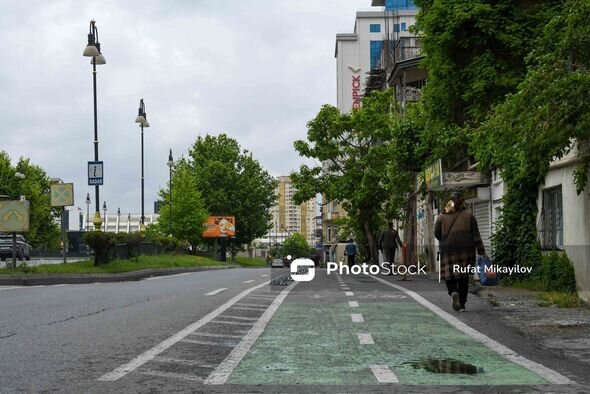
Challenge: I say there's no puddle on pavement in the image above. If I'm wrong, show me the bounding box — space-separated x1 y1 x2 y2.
404 358 483 375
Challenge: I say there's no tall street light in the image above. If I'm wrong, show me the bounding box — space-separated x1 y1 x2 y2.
167 149 175 236
83 19 106 231
135 99 149 232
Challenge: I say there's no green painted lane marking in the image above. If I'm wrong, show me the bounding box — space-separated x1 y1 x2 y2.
228 302 548 386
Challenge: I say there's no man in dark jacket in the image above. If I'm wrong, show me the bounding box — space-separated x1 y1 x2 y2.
435 192 486 312
379 222 403 275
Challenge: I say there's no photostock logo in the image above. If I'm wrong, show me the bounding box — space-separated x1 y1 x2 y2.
290 257 315 282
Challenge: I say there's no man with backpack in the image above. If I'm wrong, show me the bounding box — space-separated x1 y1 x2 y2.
345 239 357 267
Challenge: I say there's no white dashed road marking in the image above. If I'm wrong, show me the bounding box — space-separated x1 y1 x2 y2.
205 288 228 296
357 333 374 345
348 301 359 308
242 280 255 283
345 291 354 296
369 274 573 385
351 313 364 323
370 365 399 383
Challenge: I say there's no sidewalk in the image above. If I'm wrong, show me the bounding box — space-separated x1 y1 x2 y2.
479 286 590 365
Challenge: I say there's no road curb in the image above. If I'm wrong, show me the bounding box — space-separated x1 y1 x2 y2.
0 265 236 286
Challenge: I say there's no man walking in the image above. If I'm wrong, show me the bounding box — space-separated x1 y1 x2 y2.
345 239 356 267
379 222 403 275
435 192 486 312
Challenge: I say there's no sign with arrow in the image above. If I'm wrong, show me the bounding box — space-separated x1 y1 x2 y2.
0 201 30 232
51 183 74 207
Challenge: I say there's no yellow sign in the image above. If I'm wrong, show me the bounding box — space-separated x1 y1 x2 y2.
51 183 74 207
424 159 443 190
0 201 30 232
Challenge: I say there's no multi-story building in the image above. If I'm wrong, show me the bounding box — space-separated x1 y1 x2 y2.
324 0 419 254
267 176 318 247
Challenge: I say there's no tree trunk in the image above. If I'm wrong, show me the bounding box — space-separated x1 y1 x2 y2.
362 217 379 265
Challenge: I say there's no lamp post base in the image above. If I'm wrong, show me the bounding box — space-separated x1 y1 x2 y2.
93 212 103 231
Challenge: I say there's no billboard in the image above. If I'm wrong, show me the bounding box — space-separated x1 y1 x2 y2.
202 216 236 238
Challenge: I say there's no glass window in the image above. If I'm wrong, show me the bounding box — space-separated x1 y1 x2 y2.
394 24 400 33
370 24 381 33
401 22 407 31
370 40 383 69
385 0 417 10
539 186 564 250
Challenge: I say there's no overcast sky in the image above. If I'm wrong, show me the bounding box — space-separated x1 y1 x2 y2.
1 0 370 215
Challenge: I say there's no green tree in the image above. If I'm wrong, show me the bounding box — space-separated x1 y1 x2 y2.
473 0 590 269
156 159 209 251
282 232 311 259
0 152 60 248
414 0 561 166
292 90 414 264
188 134 277 251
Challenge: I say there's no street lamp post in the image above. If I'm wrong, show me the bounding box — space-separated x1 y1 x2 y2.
83 19 106 231
102 201 107 231
12 172 26 268
167 149 174 236
85 193 91 230
117 208 121 233
135 99 149 232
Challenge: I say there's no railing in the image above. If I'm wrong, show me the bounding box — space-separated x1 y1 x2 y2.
378 36 422 70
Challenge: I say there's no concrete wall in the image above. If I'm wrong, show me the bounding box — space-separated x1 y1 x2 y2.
539 155 590 302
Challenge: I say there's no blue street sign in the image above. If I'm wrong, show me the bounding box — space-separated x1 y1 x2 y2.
88 161 104 185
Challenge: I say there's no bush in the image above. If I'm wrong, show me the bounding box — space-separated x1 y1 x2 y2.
535 252 577 293
84 231 117 266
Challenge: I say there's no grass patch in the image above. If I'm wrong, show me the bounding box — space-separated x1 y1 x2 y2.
0 254 228 275
231 257 268 267
505 278 547 291
538 292 582 308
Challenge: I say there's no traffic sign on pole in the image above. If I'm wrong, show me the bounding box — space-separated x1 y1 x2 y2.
88 161 104 185
0 201 30 232
51 183 75 207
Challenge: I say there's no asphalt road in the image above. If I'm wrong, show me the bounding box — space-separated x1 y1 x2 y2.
0 268 587 393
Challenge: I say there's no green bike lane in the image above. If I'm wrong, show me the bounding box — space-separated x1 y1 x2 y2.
226 270 571 388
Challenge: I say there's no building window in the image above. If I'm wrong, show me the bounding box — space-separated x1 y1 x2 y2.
370 40 383 70
370 24 381 33
394 24 400 33
401 22 407 31
539 186 563 250
385 0 417 10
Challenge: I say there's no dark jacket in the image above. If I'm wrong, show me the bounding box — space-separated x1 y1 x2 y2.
435 208 485 280
380 228 402 250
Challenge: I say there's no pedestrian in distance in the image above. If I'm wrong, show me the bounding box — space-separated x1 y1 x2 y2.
434 192 486 312
345 239 356 267
379 221 403 275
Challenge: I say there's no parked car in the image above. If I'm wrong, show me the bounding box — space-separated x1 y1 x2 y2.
0 234 32 261
271 258 285 268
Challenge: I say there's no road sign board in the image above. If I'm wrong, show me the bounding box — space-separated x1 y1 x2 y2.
0 200 30 232
50 183 74 207
88 161 104 185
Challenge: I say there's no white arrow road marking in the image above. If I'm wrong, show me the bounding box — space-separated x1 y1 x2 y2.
369 274 574 385
205 288 228 296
